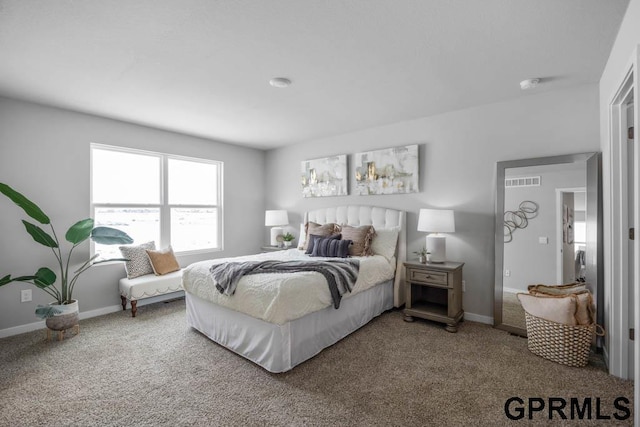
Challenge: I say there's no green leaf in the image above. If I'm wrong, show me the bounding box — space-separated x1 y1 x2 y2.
22 220 58 248
35 305 61 319
0 183 50 224
65 218 94 244
91 227 133 245
34 267 56 287
0 275 39 286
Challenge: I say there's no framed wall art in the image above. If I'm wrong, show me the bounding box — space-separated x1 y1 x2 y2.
354 144 419 195
301 154 348 197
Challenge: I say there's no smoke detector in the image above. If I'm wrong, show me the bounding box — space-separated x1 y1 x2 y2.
269 77 292 88
520 78 540 90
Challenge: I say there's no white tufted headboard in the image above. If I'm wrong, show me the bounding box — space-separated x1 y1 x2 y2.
304 205 406 307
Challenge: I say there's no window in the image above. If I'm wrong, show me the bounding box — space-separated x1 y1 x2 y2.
90 144 223 259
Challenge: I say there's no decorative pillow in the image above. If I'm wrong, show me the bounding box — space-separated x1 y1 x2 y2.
527 283 587 295
517 293 578 325
305 233 341 255
119 241 156 279
529 289 594 325
370 227 400 260
303 222 339 251
311 237 352 258
145 246 181 276
340 225 376 256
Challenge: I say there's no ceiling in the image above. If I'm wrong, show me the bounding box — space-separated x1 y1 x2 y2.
0 0 629 150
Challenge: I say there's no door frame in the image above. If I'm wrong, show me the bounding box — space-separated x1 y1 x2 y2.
605 46 639 387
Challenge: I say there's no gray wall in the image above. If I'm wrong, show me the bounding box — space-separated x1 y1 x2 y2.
265 84 601 320
503 165 585 292
0 97 265 331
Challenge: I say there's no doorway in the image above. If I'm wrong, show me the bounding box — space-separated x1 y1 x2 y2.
555 188 587 285
606 47 638 387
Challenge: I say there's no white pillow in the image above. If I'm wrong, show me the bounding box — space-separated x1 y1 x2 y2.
297 223 306 250
517 293 578 325
370 228 399 261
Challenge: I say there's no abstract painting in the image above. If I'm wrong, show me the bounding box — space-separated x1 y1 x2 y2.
301 154 348 197
354 145 419 195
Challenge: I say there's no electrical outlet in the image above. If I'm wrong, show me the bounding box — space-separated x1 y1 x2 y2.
21 289 32 303
462 280 466 292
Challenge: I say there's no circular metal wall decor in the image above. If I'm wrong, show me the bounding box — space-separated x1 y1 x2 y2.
504 200 539 243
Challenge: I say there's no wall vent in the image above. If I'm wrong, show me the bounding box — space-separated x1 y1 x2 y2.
505 176 541 188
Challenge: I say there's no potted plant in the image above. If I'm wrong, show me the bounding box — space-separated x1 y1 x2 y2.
0 183 133 332
413 247 430 264
282 232 295 248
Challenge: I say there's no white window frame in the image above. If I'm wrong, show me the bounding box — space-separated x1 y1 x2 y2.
90 143 224 257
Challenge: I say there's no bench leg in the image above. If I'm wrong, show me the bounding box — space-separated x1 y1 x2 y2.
131 300 137 318
121 295 127 311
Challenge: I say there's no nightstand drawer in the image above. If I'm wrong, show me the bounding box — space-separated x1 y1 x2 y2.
408 269 448 286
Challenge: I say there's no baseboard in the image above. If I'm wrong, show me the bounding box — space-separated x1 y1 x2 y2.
503 287 524 294
0 304 121 339
464 312 493 325
0 291 185 339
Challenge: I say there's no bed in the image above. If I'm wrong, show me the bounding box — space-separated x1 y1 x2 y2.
183 205 406 372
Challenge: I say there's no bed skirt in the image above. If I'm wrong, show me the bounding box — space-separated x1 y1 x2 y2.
185 279 393 373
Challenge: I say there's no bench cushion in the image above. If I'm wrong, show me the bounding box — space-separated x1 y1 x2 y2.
119 269 184 301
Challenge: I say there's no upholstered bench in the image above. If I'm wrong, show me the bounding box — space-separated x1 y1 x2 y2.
119 269 184 317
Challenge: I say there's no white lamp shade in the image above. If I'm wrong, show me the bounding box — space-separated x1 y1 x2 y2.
265 210 289 226
417 209 455 233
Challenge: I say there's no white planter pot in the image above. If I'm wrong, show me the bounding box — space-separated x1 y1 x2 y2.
283 241 292 247
45 300 79 331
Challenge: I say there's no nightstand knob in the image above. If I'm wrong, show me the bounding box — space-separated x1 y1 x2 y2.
425 275 431 278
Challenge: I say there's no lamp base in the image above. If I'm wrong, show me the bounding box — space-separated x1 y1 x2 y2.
270 227 283 246
426 234 446 263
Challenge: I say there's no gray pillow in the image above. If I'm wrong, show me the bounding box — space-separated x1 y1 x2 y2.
311 237 352 258
305 233 341 255
119 241 156 279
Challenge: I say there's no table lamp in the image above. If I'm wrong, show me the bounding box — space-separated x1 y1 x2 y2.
417 209 455 263
265 210 289 246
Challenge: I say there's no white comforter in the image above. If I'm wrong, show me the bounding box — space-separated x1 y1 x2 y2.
182 249 395 325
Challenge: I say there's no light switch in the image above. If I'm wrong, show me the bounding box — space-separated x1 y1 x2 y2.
505 269 511 277
538 237 548 244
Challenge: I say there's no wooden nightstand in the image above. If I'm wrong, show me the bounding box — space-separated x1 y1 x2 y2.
403 261 464 332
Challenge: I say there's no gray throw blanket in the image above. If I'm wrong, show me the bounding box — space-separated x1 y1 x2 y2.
209 259 360 309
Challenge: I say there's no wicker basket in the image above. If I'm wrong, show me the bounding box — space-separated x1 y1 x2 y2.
524 312 595 367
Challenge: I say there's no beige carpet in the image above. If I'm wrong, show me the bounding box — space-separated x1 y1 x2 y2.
0 299 633 426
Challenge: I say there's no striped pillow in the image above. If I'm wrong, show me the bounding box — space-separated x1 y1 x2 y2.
311 236 352 258
305 233 341 255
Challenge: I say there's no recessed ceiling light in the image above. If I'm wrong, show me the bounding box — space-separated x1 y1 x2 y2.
520 78 540 90
269 77 292 88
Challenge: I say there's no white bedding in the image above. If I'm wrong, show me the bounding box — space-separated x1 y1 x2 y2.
182 249 394 325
